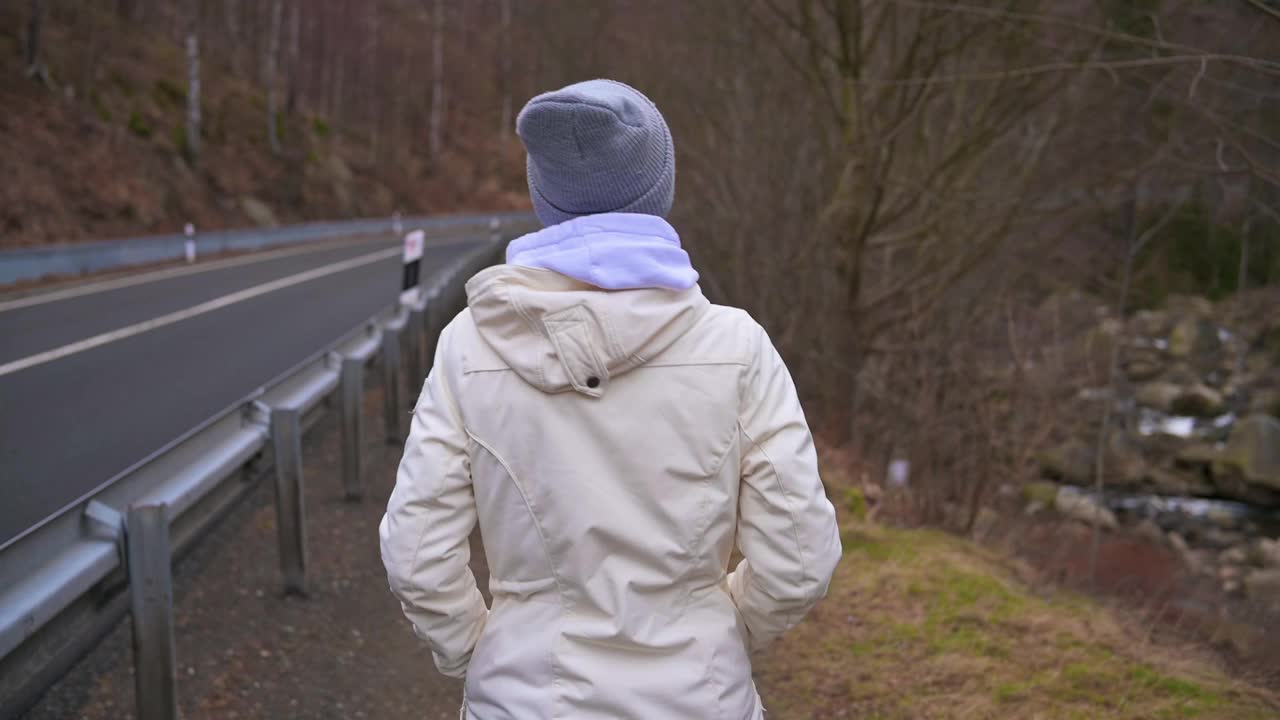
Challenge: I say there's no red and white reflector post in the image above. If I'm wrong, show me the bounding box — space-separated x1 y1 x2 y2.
400 229 424 305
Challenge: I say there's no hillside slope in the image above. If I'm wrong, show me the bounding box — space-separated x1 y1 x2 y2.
754 519 1278 718
0 3 528 249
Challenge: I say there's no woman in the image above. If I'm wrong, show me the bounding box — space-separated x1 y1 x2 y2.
380 79 841 719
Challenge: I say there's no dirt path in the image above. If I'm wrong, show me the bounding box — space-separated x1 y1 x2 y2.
24 383 478 720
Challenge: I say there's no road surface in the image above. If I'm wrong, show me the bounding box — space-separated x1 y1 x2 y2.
0 233 478 547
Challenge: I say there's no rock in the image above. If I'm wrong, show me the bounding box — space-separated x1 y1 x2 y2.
1218 565 1243 582
1202 528 1245 550
1022 481 1060 507
1145 466 1215 497
1223 579 1242 595
972 507 999 538
1134 519 1165 543
1098 317 1124 337
1038 442 1093 485
1243 569 1280 608
1106 431 1149 485
1137 381 1225 417
1204 505 1238 530
239 196 279 227
1053 489 1117 530
1168 315 1222 365
1176 442 1221 464
1166 294 1214 318
1220 545 1250 565
1167 532 1190 555
1170 384 1225 418
1125 352 1165 382
1220 414 1280 491
1136 382 1182 412
1249 387 1280 419
1249 538 1280 569
1131 309 1171 337
1186 549 1215 576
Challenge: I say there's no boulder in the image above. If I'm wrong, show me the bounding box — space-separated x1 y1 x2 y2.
1131 309 1171 338
1125 353 1165 382
1249 387 1280 419
1135 382 1182 412
1053 489 1117 530
1038 441 1094 485
1220 415 1280 492
1134 519 1165 543
1022 481 1060 507
1219 545 1250 565
1145 466 1215 497
1249 538 1280 569
1106 431 1150 485
1165 294 1214 318
1243 569 1280 609
1170 384 1225 418
1168 315 1221 365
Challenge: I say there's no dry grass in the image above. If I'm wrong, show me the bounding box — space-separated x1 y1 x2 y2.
754 520 1279 719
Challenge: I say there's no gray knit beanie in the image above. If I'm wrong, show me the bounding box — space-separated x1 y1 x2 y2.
517 79 675 227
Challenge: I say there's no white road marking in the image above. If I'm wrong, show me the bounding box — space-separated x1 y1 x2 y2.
0 236 392 314
0 246 400 378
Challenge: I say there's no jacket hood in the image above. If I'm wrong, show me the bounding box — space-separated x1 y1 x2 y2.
504 213 698 291
465 266 709 396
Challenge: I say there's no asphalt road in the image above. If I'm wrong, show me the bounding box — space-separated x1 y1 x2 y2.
0 234 477 547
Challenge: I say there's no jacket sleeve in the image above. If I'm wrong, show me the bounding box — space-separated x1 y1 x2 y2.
379 321 488 678
727 323 842 652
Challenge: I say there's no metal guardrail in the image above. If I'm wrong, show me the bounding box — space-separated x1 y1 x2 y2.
0 215 535 718
0 212 533 285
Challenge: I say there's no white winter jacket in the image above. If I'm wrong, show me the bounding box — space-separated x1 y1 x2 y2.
380 261 841 719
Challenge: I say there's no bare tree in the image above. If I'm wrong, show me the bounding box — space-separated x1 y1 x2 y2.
266 0 284 155
224 0 243 75
429 0 445 161
285 0 301 115
184 0 201 162
499 0 513 137
367 1 382 162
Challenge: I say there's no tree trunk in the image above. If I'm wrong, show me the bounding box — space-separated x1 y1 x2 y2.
224 0 242 75
367 2 381 163
499 0 512 137
185 5 202 163
429 0 445 161
26 0 49 84
266 0 284 155
286 0 301 114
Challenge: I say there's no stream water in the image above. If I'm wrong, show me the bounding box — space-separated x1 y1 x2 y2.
1063 485 1280 539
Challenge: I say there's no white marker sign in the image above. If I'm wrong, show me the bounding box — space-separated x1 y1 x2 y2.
400 230 425 304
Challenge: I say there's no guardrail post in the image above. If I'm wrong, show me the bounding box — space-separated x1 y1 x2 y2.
340 357 364 502
406 307 425 391
270 406 308 595
125 503 179 720
382 325 403 443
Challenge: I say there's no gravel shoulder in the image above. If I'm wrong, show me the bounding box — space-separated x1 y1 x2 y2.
23 381 479 720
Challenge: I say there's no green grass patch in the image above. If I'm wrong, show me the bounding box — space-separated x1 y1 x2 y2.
127 110 152 139
754 521 1277 719
152 78 186 108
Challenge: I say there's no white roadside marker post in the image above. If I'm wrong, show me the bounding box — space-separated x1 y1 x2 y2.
183 223 196 264
402 229 427 389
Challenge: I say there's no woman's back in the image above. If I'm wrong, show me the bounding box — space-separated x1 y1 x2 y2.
379 80 840 720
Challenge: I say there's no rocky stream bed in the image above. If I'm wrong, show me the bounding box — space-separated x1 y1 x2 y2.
1033 294 1280 614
